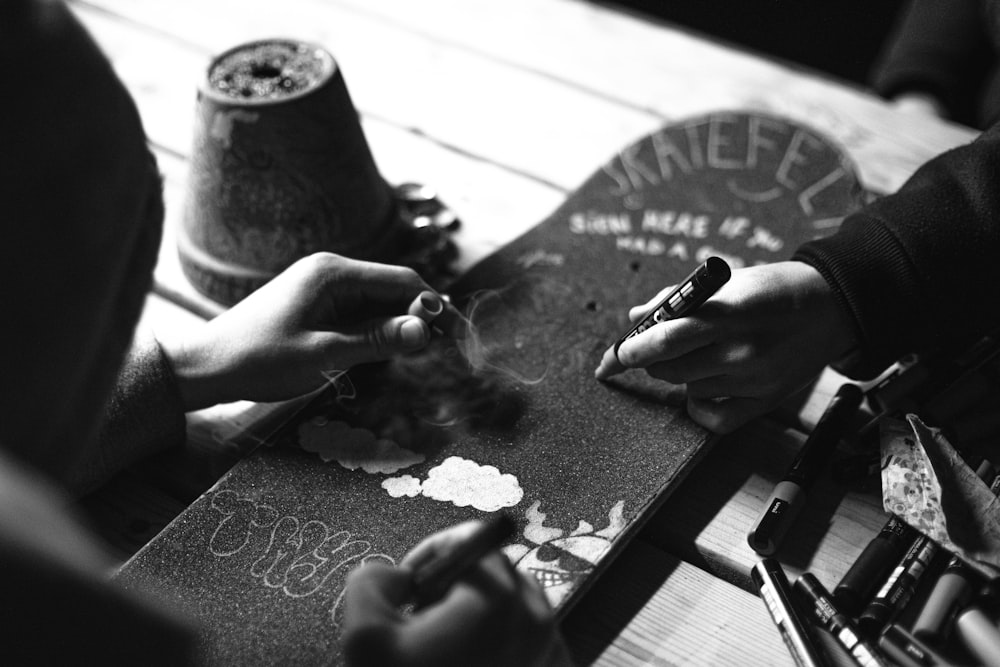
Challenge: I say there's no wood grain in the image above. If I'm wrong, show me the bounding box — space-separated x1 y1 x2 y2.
562 539 794 666
80 0 977 194
72 0 979 316
641 419 886 594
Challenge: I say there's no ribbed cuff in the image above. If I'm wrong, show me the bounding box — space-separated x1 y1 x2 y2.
70 332 187 495
793 213 924 379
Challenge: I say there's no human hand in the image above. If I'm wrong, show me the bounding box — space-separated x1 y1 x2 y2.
342 521 570 667
159 252 466 410
596 261 856 433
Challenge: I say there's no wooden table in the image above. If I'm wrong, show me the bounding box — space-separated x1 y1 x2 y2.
70 0 979 664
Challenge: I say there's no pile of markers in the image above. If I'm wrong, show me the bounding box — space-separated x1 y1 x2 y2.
754 519 1000 667
747 333 1000 666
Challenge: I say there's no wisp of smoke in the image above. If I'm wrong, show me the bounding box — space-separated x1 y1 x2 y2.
456 289 547 386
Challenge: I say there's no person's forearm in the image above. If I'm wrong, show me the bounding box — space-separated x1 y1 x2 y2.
794 122 1000 377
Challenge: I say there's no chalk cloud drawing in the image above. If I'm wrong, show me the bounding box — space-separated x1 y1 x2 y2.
298 416 424 474
382 475 422 498
504 500 627 607
381 456 523 512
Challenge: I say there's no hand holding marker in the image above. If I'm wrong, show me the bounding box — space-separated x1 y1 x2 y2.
411 513 516 606
595 257 732 379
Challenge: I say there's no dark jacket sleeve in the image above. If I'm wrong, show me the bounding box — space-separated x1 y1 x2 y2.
793 122 1000 378
68 333 188 496
870 0 993 125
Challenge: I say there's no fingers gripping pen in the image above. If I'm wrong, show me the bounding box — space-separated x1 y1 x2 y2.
613 256 732 363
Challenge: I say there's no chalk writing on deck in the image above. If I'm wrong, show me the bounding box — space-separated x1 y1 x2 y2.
570 208 786 263
602 113 851 216
207 490 393 623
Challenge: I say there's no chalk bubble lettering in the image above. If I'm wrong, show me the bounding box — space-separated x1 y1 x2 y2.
208 490 393 624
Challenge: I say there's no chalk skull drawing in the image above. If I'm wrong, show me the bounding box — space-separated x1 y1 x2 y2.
503 500 627 607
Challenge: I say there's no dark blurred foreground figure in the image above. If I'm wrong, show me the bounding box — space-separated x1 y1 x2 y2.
0 2 565 664
871 0 1000 128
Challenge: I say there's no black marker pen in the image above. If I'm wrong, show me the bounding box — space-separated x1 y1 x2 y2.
595 256 731 379
858 535 938 637
751 558 828 667
748 384 864 555
912 555 978 645
955 605 1000 665
834 515 917 617
912 462 996 644
794 573 889 667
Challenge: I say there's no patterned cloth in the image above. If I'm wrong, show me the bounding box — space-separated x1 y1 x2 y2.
881 414 1000 578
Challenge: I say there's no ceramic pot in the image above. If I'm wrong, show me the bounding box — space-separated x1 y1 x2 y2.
178 39 396 305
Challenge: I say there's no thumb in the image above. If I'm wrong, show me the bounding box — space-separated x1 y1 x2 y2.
327 316 431 366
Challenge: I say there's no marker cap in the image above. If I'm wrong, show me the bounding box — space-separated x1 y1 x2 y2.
912 558 976 644
748 481 805 556
955 606 1000 666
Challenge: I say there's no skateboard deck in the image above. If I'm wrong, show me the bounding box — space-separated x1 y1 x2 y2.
116 111 864 665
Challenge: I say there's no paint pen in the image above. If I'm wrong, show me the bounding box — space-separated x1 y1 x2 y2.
594 256 731 380
412 513 516 606
878 624 950 667
912 461 997 644
794 572 889 667
407 290 445 322
911 555 979 645
955 605 1000 666
834 515 917 617
858 535 939 637
751 558 828 667
748 383 864 555
407 290 467 340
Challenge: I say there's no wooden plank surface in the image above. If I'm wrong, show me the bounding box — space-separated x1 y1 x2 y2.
81 0 977 194
641 419 885 594
318 0 979 193
74 2 569 317
73 0 979 314
77 0 659 190
562 540 793 666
